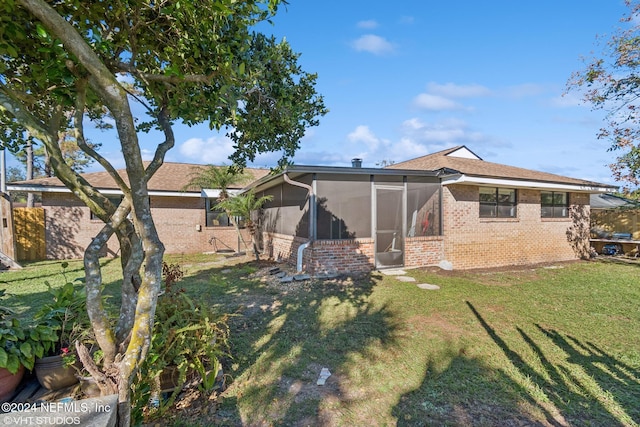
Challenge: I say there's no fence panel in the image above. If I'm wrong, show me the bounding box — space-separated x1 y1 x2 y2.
13 207 45 261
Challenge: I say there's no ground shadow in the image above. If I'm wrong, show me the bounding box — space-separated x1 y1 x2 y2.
45 207 86 260
174 260 400 426
464 301 638 426
391 301 639 426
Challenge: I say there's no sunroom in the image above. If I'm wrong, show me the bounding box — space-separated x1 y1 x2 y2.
246 164 457 273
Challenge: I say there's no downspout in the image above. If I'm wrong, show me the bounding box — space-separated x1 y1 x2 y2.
283 173 314 272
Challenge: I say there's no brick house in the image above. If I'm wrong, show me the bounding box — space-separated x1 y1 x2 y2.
7 147 616 270
247 146 615 272
7 163 268 260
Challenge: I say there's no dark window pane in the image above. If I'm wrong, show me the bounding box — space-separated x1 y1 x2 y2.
541 206 553 217
479 188 496 202
554 206 568 218
553 193 567 205
540 191 568 218
480 203 497 217
498 204 516 218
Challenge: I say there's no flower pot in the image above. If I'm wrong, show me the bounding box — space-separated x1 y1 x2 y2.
34 355 79 391
0 365 25 401
159 365 181 393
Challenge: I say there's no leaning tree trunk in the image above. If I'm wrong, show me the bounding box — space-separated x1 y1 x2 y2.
246 220 261 261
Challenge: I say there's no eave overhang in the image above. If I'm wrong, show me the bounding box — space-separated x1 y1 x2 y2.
441 174 616 193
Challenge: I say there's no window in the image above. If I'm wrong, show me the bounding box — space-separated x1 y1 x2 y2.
90 196 123 220
206 198 230 227
541 191 569 218
205 198 244 227
479 187 517 218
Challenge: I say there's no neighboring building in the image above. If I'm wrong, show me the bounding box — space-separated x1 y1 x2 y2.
7 163 268 260
247 146 615 272
589 193 640 255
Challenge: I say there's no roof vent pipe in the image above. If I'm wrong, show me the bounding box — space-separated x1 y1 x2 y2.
351 158 362 168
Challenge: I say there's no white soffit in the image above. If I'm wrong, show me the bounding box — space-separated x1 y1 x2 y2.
200 188 242 198
441 174 613 193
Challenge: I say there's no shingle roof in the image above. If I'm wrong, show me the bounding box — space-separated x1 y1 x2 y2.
387 145 613 188
9 162 270 193
590 193 640 209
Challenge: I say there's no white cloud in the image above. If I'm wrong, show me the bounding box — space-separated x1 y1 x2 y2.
550 91 585 108
140 149 155 161
400 117 485 144
348 125 378 144
413 93 463 111
399 16 415 25
357 20 378 29
178 135 235 164
426 82 491 98
351 34 395 55
347 125 389 151
504 83 547 98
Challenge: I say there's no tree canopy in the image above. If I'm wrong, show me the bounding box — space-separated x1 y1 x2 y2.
0 0 326 424
568 0 640 194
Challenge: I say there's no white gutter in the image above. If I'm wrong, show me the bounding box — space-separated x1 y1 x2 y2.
441 174 615 193
283 174 314 273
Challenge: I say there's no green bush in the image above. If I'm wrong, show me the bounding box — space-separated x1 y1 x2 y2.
34 262 93 367
132 262 230 423
0 289 58 373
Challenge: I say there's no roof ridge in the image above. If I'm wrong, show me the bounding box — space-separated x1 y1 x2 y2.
391 145 465 167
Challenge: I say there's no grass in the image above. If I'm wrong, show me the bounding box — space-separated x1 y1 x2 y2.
2 256 639 426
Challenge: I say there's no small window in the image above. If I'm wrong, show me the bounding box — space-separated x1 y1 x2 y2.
91 196 123 220
205 199 245 227
541 191 569 218
206 198 230 227
479 187 517 218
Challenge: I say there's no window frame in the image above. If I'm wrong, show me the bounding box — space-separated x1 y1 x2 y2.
540 191 569 218
479 187 518 218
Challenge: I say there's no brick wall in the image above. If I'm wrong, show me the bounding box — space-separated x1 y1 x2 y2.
442 185 590 269
41 193 249 259
405 236 444 267
262 232 375 274
307 238 374 274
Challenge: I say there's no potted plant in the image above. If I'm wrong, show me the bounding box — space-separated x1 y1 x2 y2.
0 289 58 400
33 265 92 391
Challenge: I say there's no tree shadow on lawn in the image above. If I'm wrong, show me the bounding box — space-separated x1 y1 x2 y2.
178 261 402 426
392 301 639 426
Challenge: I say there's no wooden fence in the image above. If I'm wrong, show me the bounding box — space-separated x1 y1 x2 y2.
13 207 45 261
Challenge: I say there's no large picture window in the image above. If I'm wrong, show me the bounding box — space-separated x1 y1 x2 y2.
541 191 569 218
479 187 517 218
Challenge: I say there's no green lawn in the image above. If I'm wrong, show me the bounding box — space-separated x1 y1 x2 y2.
2 256 639 426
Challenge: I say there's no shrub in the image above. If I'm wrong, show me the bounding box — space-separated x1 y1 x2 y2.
132 262 230 423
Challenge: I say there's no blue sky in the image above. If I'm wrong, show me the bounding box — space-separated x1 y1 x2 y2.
10 1 632 186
